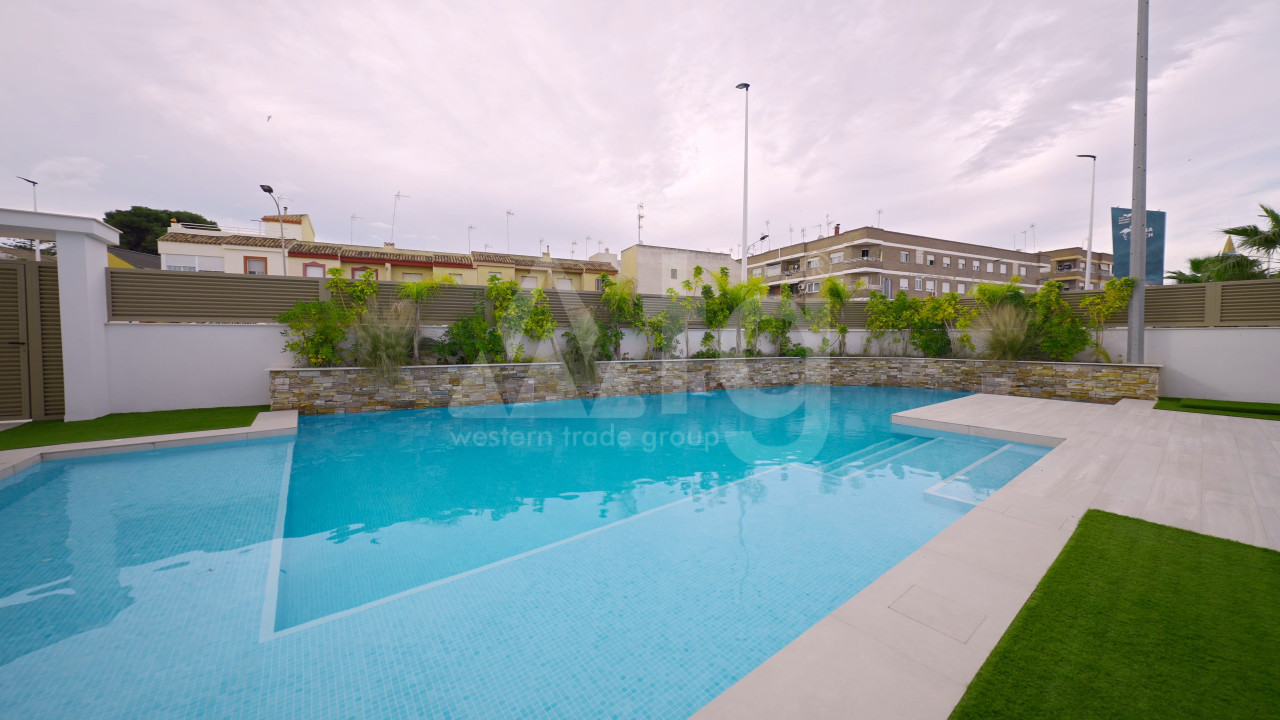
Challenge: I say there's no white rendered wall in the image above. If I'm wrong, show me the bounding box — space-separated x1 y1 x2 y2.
105 324 294 413
1098 327 1280 403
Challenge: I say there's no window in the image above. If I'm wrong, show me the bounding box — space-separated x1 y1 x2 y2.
1102 263 1111 273
861 249 870 259
942 256 951 268
163 253 222 272
999 263 1008 275
807 258 820 269
765 263 781 277
303 262 327 278
556 278 573 290
830 251 844 264
925 280 935 293
450 273 464 283
595 278 605 291
986 262 994 273
244 257 268 275
1057 262 1074 272
351 266 378 279
806 282 820 293
670 268 678 279
402 272 423 282
958 258 966 270
899 278 908 289
1018 265 1027 276
489 271 502 280
957 282 967 294
914 277 923 291
900 251 910 263
521 275 539 289
926 254 935 266
882 278 892 295
942 282 950 293
751 267 763 277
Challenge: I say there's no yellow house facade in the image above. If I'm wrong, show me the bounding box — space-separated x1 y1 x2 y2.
155 231 616 289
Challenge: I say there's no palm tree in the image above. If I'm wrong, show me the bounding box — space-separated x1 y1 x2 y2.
398 274 458 363
1223 204 1280 273
1165 254 1268 284
713 271 767 354
818 276 856 355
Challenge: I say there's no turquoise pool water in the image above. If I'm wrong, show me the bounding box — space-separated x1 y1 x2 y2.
0 386 1049 718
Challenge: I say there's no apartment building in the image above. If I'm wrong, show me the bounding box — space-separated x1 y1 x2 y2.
1041 246 1115 290
620 244 740 295
155 215 616 290
746 227 1047 299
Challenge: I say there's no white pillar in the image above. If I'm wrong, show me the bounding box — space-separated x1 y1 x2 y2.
57 230 114 420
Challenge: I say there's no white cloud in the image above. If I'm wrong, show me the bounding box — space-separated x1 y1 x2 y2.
30 156 106 190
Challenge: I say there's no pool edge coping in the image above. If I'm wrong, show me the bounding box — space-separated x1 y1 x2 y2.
0 410 299 484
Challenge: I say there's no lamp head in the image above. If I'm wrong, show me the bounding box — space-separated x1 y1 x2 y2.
736 83 750 90
1076 154 1096 160
260 184 274 194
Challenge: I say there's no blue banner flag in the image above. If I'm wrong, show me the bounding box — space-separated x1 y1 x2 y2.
1111 207 1166 284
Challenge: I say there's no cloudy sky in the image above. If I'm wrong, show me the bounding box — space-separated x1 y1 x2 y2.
3 0 1278 274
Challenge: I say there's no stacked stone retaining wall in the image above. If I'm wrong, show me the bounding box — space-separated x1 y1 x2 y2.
270 357 1159 414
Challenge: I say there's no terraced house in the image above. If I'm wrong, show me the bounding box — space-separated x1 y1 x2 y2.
155 214 617 289
747 225 1114 298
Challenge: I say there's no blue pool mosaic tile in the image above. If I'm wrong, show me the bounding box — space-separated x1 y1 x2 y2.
0 386 1050 718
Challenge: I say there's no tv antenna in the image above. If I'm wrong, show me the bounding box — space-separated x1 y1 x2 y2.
349 214 360 243
467 224 476 252
505 209 514 253
637 202 645 245
573 236 583 259
390 191 409 243
1029 223 1037 252
877 208 883 228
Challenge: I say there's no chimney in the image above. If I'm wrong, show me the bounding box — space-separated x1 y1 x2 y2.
384 241 395 248
282 207 288 215
833 224 840 235
542 247 551 259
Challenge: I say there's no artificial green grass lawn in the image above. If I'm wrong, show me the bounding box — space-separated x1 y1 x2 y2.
0 406 268 451
1155 396 1280 421
950 510 1280 720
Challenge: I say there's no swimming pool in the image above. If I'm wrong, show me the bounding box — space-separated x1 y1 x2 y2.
0 386 1049 718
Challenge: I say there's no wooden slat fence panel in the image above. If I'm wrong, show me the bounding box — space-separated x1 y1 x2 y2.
1220 279 1280 325
37 264 63 417
0 264 25 419
104 268 1280 329
108 267 322 322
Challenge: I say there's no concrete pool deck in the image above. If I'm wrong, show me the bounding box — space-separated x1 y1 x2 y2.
693 393 1280 720
0 410 298 484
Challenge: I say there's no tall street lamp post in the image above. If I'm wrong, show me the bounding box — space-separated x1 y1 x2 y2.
260 184 287 275
1077 154 1097 289
736 82 750 281
1127 0 1149 364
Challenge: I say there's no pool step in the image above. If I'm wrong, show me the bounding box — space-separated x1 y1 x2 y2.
826 437 940 480
817 438 904 474
923 444 1015 507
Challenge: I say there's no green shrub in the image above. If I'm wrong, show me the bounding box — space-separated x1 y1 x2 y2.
909 322 952 358
438 300 504 364
275 268 379 367
1030 281 1090 361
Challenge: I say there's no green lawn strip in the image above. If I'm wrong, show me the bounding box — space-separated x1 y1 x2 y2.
950 510 1280 720
0 406 268 451
1155 396 1280 421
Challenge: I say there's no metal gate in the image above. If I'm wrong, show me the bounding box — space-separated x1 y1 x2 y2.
0 260 63 420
